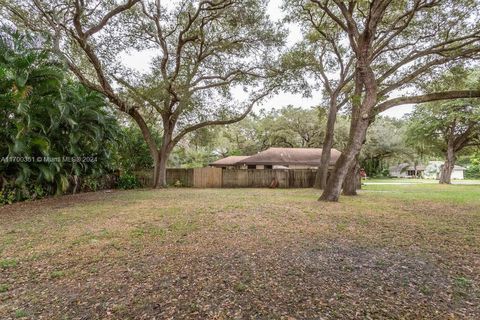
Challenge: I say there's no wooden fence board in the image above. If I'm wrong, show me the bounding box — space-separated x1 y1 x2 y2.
288 169 317 188
246 169 288 188
167 168 194 187
223 169 248 187
193 167 222 188
135 168 319 188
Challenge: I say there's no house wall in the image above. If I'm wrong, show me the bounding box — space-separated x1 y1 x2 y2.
389 169 408 178
223 164 247 170
451 169 464 180
424 161 465 180
389 168 424 178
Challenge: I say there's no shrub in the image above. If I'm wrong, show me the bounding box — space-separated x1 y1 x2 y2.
81 176 101 192
0 186 16 205
465 165 480 179
464 153 480 179
0 181 49 205
117 174 140 190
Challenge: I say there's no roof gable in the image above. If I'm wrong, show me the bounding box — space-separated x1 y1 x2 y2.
210 156 250 166
237 147 341 166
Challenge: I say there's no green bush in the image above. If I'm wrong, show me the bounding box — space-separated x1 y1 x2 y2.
0 186 16 205
81 176 101 192
0 181 49 205
465 153 480 179
465 164 480 179
117 174 140 190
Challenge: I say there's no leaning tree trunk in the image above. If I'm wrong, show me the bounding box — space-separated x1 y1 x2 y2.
314 134 334 189
319 118 370 201
314 95 339 189
319 51 379 202
439 144 456 184
319 71 377 201
342 156 360 196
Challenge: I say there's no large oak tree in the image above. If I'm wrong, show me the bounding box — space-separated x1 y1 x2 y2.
5 0 285 187
294 0 480 201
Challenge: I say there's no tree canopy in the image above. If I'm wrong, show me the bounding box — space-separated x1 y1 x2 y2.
406 68 480 183
6 0 286 187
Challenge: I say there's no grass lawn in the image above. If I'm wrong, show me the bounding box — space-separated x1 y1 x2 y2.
1 184 479 319
365 178 480 185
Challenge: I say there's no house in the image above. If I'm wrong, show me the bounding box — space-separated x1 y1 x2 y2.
389 161 466 179
424 161 466 180
210 147 341 170
389 163 426 178
210 156 250 169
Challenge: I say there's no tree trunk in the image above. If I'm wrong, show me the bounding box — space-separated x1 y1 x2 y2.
319 48 379 202
314 97 338 189
154 132 173 188
319 119 370 201
314 150 331 189
151 151 160 188
128 109 163 188
319 101 373 201
439 143 456 184
342 157 360 195
152 150 171 188
156 153 169 188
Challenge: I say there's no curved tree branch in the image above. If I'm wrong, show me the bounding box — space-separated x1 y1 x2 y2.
375 90 480 114
171 89 273 147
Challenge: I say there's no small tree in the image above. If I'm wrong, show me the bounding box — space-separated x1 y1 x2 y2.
6 0 285 187
407 70 480 184
407 68 480 184
408 103 480 183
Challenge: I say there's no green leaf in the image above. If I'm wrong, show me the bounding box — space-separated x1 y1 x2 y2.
38 164 54 182
30 136 50 154
15 71 29 87
13 139 26 153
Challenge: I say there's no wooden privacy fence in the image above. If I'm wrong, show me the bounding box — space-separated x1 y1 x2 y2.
134 168 195 187
193 167 223 188
135 168 318 188
223 169 289 188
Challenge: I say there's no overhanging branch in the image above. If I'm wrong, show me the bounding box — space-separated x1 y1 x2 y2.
171 89 273 146
375 90 480 114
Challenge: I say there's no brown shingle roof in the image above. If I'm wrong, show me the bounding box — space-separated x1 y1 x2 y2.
210 156 250 166
237 147 341 166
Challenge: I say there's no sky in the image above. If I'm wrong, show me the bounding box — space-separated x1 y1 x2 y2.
120 0 413 119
